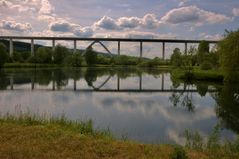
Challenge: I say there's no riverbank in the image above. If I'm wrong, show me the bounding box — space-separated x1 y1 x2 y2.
0 115 238 159
171 69 224 82
2 63 236 83
3 62 171 69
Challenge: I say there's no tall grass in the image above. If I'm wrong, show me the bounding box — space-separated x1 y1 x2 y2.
0 113 113 139
184 124 239 158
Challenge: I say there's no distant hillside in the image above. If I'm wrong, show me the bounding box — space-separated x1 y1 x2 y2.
0 40 43 52
0 39 149 60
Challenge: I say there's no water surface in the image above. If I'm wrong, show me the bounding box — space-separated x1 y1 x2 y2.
0 68 238 144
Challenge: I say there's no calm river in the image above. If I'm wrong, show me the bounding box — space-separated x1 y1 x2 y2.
0 67 238 144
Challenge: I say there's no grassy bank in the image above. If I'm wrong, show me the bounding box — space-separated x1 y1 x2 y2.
0 115 239 159
171 69 224 82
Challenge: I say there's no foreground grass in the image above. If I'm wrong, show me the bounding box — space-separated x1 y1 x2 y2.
0 115 239 159
0 115 173 159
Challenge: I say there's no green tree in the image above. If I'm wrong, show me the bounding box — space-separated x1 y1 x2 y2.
11 52 24 63
53 45 69 64
170 48 182 67
0 43 9 68
35 47 53 63
64 53 84 67
215 83 239 133
197 40 209 65
84 46 97 66
218 29 239 82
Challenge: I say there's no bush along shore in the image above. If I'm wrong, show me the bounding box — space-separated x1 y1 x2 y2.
0 114 239 159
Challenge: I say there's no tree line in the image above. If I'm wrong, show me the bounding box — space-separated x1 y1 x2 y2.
170 29 239 82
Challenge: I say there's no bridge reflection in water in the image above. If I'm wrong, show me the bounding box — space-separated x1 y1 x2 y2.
7 70 218 93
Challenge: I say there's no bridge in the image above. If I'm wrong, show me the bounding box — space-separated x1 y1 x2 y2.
0 36 219 59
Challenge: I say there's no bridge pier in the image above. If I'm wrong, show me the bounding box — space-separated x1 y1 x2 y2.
52 39 55 60
140 41 143 59
52 72 55 91
162 42 165 60
139 74 142 90
73 40 77 53
161 74 164 91
9 38 13 57
10 76 14 90
31 39 34 56
117 76 120 90
52 39 56 51
185 42 188 54
74 79 77 91
118 41 120 56
31 76 35 90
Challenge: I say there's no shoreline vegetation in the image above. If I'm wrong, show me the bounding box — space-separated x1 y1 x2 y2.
3 63 235 83
0 114 239 159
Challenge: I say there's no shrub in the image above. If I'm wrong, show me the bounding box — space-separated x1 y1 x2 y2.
53 45 69 64
170 146 188 159
64 53 84 67
114 55 139 65
35 47 53 64
0 43 9 68
22 52 31 61
197 41 210 65
218 29 239 82
200 61 213 70
11 52 24 63
97 55 111 65
139 57 163 67
171 48 182 67
184 130 203 151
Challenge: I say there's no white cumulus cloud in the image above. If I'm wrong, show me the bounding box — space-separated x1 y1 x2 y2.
94 16 120 30
94 14 161 31
0 20 32 32
161 6 232 26
118 17 141 29
49 20 93 37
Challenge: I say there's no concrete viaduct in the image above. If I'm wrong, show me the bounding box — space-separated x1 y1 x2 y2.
0 36 219 59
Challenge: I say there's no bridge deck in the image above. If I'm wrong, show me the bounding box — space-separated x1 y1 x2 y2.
0 36 219 43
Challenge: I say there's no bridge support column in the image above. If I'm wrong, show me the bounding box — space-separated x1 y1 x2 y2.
52 72 55 91
118 41 120 56
185 42 188 54
162 42 165 60
117 75 120 91
140 41 143 59
10 76 14 90
161 74 164 91
52 39 56 51
9 38 13 57
139 74 142 90
73 40 77 53
52 39 55 61
31 39 34 56
31 76 35 90
74 79 76 91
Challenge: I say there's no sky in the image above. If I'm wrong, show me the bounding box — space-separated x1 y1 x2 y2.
0 0 239 57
